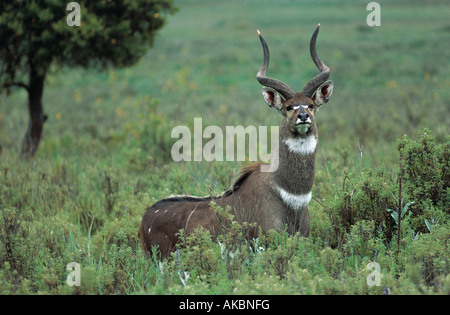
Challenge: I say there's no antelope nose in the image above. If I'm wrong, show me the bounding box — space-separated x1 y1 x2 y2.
298 112 309 122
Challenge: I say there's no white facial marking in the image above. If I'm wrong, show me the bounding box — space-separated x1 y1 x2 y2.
284 135 317 155
275 184 312 210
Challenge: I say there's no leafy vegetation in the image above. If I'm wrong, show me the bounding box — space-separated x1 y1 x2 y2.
0 0 449 294
0 0 175 156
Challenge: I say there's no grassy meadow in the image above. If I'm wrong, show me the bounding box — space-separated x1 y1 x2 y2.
0 0 449 295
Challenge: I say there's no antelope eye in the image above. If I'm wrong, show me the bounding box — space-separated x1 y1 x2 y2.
308 104 314 109
286 105 293 111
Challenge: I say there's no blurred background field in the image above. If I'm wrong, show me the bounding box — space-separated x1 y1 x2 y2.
0 0 449 294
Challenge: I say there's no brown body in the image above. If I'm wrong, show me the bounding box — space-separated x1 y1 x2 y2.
139 25 334 258
140 142 314 257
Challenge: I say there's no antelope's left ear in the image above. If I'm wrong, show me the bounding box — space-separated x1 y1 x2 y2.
313 80 334 107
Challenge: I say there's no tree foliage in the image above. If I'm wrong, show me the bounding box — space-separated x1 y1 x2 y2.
0 0 176 155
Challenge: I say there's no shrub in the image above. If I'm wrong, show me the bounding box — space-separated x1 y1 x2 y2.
0 208 28 278
176 227 221 283
404 223 450 289
398 130 449 232
326 129 449 249
326 169 397 247
343 220 384 260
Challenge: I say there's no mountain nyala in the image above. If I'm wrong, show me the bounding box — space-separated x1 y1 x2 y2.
139 24 334 258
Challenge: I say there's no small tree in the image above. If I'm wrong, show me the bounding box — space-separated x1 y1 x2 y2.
0 0 175 156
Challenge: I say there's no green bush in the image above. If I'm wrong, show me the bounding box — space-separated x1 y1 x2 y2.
402 224 450 289
398 130 449 232
326 169 397 247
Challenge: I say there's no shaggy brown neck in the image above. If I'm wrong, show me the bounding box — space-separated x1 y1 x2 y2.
270 123 317 195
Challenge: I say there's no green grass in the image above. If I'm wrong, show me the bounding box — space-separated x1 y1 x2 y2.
0 0 449 295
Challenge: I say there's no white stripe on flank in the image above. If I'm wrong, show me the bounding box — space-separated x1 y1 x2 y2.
283 136 317 155
275 185 312 210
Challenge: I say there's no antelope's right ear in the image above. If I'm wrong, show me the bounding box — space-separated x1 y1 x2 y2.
261 87 284 112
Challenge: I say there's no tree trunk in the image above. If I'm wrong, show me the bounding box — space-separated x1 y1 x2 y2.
21 67 47 157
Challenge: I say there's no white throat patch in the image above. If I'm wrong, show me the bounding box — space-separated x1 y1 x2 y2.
283 135 317 155
274 184 312 210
